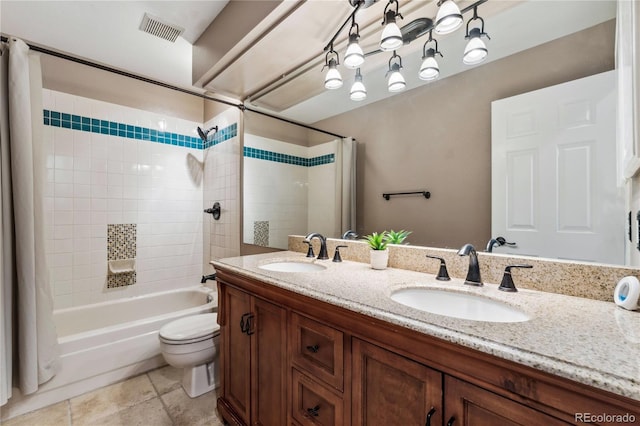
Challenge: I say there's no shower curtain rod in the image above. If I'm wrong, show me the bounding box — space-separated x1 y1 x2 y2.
0 35 346 140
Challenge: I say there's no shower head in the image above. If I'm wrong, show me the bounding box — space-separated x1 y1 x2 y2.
197 126 218 142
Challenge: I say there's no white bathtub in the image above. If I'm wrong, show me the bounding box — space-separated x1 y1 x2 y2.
1 285 217 420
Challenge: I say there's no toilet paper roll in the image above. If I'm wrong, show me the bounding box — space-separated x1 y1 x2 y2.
614 276 640 311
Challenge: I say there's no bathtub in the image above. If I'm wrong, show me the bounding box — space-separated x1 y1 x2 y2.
1 285 216 420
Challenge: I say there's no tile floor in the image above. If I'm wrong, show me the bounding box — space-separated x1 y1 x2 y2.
2 366 225 426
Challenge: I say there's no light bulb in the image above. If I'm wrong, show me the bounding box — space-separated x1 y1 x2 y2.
324 59 343 89
350 80 367 101
380 11 403 51
419 55 439 81
344 35 365 69
387 68 406 92
435 0 463 35
463 32 488 65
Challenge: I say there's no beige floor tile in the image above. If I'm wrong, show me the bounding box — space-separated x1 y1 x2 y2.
161 388 223 426
70 374 157 425
1 401 70 426
73 397 172 426
147 365 183 395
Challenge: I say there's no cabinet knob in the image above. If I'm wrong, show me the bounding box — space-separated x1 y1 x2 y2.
306 344 320 353
446 416 456 426
425 407 436 426
306 404 320 417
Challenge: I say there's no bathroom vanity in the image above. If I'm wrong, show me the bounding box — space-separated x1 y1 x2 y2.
213 252 640 425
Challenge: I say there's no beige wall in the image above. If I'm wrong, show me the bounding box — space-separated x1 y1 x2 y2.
40 55 203 122
313 20 615 250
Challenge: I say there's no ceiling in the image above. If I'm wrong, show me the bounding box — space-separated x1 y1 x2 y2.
1 0 616 124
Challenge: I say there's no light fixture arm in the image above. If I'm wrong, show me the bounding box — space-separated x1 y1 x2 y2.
465 5 490 39
422 30 443 58
382 0 403 25
323 0 364 52
386 51 403 76
322 45 340 72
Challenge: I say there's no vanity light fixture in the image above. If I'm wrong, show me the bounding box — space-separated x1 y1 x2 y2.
463 5 490 65
350 68 367 101
323 46 343 89
344 19 365 69
419 30 443 81
380 0 403 51
386 51 406 92
434 0 463 35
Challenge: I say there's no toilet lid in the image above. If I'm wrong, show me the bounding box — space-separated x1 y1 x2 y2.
159 313 220 341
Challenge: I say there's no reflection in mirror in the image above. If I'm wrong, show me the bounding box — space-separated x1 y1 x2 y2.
242 111 356 250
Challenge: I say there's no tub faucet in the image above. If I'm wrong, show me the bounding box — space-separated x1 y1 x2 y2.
486 236 516 252
304 232 329 260
457 244 483 286
201 273 216 283
342 230 358 240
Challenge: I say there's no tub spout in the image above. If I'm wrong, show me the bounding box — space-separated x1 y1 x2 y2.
201 273 216 284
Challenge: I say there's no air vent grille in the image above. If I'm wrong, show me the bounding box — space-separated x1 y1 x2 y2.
139 13 184 43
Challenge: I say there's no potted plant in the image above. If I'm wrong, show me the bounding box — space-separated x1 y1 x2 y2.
385 229 412 245
363 231 390 270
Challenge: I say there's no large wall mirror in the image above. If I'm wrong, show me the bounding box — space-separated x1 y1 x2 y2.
241 1 632 265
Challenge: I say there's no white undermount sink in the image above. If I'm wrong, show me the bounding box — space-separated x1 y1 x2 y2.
259 261 326 273
391 288 531 323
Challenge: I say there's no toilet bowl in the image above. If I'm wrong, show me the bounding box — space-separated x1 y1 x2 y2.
159 313 220 398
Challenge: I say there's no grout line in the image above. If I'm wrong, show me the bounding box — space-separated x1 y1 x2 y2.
146 370 177 426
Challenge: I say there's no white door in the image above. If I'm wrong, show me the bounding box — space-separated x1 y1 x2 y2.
491 70 625 264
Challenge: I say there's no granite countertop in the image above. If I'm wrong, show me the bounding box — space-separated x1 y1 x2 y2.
212 251 640 402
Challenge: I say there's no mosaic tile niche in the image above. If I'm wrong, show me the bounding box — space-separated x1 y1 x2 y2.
107 224 137 288
253 221 270 247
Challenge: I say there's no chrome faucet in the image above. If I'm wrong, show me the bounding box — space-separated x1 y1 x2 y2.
342 230 358 240
304 232 329 260
457 243 483 286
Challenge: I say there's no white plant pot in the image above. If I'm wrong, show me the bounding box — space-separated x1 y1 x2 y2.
370 249 389 270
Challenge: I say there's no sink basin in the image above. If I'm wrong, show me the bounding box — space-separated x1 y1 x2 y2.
259 261 326 273
391 288 531 323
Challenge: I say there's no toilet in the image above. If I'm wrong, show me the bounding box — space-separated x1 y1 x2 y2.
159 313 220 398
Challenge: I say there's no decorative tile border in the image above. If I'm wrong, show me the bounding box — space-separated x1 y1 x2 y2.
204 123 238 149
254 221 269 247
43 109 238 150
244 146 335 167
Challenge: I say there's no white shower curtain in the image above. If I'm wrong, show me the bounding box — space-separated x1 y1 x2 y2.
335 137 356 234
0 38 59 406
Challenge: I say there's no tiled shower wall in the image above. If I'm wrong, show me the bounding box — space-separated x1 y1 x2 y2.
202 107 241 275
243 135 337 249
43 90 205 308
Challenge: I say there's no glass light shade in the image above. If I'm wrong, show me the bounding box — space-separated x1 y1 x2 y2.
324 61 343 89
344 41 365 69
463 36 488 65
419 56 439 81
435 1 463 35
380 18 403 51
387 70 406 92
350 80 367 101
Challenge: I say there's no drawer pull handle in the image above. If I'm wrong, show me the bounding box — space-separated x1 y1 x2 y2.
425 407 436 426
446 416 455 426
306 405 320 417
306 344 320 353
240 313 254 335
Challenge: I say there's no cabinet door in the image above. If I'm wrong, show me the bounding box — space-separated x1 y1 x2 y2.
352 339 443 426
444 376 570 426
222 286 252 425
251 297 287 426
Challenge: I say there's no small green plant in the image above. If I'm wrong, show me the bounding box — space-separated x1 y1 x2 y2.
363 232 389 251
385 229 412 245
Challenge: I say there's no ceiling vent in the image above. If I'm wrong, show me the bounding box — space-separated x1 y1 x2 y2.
139 13 184 43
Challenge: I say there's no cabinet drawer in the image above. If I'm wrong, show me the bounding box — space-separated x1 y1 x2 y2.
292 368 344 426
290 312 344 391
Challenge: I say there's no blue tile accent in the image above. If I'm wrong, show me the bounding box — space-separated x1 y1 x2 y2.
42 109 221 151
243 146 335 167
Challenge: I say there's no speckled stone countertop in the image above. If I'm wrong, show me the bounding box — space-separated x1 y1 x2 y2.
212 251 640 402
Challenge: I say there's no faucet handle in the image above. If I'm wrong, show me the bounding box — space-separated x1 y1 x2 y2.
498 264 532 292
303 241 315 258
333 245 348 262
425 255 451 281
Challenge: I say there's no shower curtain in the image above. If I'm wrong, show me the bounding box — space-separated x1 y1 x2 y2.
0 38 59 406
335 137 356 234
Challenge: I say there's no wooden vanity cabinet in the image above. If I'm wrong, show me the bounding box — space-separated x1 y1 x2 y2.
217 285 287 426
215 269 640 426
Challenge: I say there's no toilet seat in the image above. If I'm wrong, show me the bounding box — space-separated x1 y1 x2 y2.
159 313 220 345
